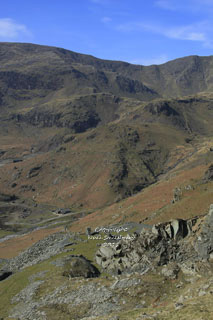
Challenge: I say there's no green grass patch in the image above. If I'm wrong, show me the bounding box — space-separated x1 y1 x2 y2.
0 229 13 239
0 260 56 318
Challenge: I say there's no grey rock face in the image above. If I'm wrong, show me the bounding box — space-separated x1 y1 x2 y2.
95 217 199 275
195 204 213 260
153 219 192 240
96 230 160 275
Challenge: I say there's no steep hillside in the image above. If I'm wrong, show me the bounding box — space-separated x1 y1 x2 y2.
0 42 213 226
1 42 213 320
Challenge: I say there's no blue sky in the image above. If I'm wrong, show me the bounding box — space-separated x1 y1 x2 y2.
1 0 213 65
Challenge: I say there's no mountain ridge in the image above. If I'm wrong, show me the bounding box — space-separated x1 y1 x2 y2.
0 42 213 220
1 42 213 99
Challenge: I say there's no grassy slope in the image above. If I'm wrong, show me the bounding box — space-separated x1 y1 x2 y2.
1 232 213 319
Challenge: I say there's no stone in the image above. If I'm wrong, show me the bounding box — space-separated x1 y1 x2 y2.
27 165 42 178
86 227 92 236
175 302 184 310
151 225 159 235
110 277 141 290
195 204 213 260
98 245 116 259
161 263 180 279
56 208 71 214
62 255 100 278
170 219 190 239
4 232 71 271
173 187 182 202
165 224 173 238
177 295 184 303
203 164 213 182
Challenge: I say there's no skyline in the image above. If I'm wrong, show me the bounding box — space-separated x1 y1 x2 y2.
1 0 213 65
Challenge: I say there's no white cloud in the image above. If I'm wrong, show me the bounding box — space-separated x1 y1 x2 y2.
101 17 112 23
165 26 206 41
0 18 31 39
131 54 169 66
117 21 209 45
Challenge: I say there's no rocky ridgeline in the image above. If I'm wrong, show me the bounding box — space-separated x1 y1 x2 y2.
95 205 213 276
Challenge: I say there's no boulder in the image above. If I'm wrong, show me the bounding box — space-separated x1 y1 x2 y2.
62 255 100 278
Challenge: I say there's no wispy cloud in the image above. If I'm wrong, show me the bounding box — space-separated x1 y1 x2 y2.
155 0 213 12
117 21 209 45
165 25 206 41
0 18 31 39
155 0 178 10
131 54 169 66
101 17 112 23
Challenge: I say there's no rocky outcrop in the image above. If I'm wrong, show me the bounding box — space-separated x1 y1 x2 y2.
13 109 100 133
0 70 62 90
95 216 201 275
172 187 182 203
0 193 17 202
115 75 158 99
152 218 194 240
145 101 179 117
195 204 213 260
27 165 42 178
202 164 213 183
